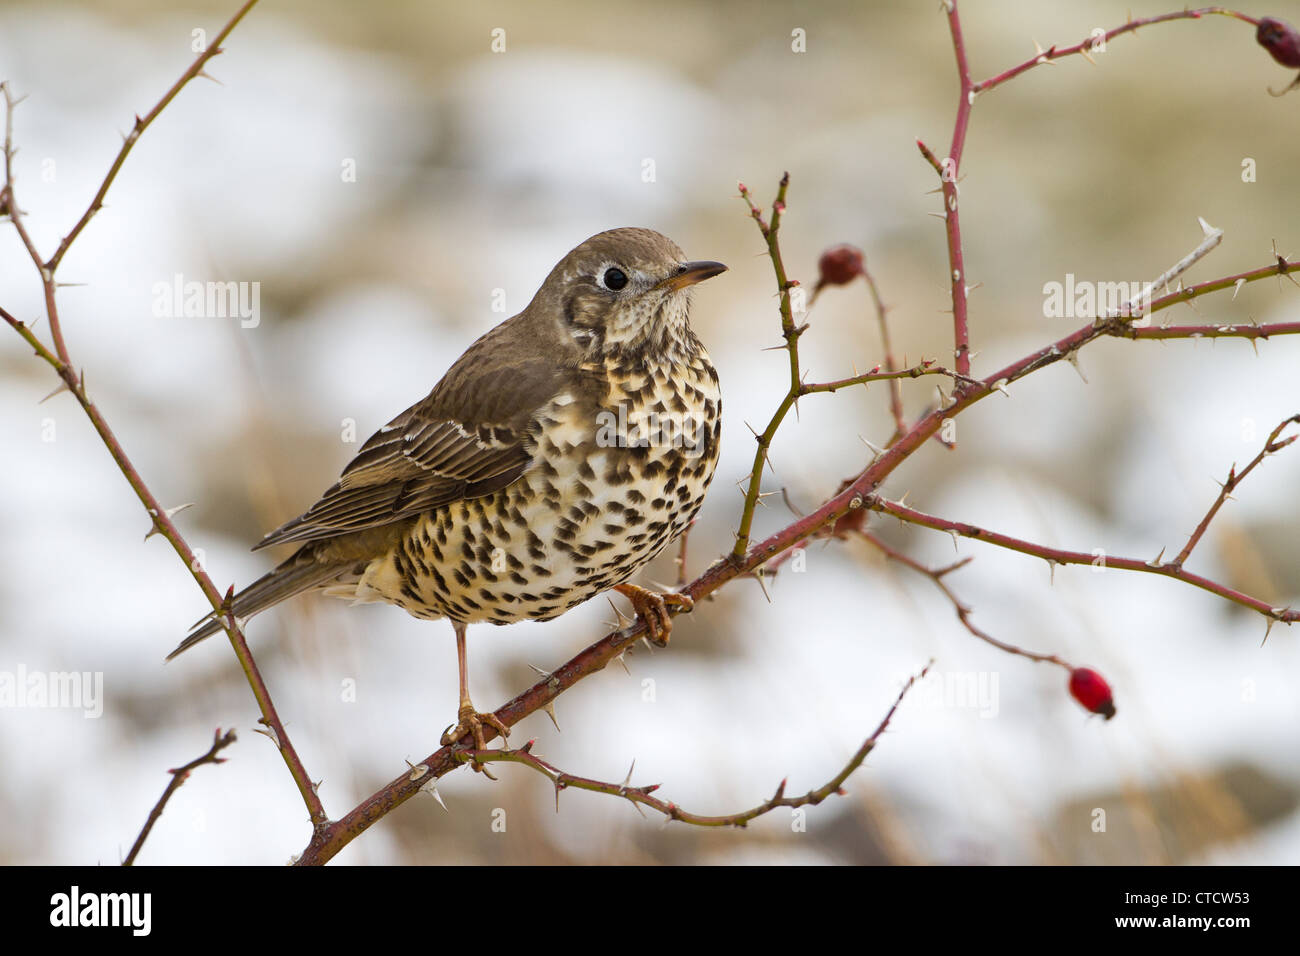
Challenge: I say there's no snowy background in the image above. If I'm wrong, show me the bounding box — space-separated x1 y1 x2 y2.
1 0 1298 864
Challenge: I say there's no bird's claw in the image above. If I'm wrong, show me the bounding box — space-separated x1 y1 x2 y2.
614 583 694 647
441 703 510 773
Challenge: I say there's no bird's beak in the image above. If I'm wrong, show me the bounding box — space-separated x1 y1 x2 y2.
657 260 728 292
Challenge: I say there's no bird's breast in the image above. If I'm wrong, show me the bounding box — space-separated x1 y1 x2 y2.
356 349 721 627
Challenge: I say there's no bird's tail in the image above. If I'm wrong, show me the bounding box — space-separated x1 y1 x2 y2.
166 555 350 661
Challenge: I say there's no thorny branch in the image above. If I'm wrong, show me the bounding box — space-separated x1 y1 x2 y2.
122 729 237 866
867 495 1298 630
861 259 908 445
862 533 1069 671
971 7 1258 94
457 662 929 828
938 0 974 381
1171 414 1300 568
731 174 800 560
47 1 262 272
2 0 327 836
730 177 980 562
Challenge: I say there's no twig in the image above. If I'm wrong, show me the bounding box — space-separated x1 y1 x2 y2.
1122 251 1300 334
1171 414 1300 568
731 174 804 560
1128 320 1300 342
972 8 1257 94
1099 218 1224 324
939 1 974 380
868 496 1298 626
1 0 324 829
800 359 981 394
863 533 1069 669
123 729 236 866
46 1 261 273
473 663 927 827
861 259 907 443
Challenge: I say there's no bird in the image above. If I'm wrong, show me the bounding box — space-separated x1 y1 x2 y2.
169 227 726 759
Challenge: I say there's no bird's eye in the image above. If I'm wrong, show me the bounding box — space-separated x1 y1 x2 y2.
602 267 628 291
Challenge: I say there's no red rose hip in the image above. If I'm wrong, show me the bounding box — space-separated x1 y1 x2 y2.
1069 667 1116 720
815 244 865 292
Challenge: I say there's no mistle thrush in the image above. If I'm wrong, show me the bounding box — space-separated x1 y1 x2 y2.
170 228 725 754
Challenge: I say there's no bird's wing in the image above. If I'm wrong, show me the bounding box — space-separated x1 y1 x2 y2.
255 321 574 549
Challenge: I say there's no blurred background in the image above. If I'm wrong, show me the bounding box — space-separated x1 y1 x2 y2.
2 0 1298 865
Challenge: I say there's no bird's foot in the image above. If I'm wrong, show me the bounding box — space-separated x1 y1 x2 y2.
441 702 510 774
613 583 694 647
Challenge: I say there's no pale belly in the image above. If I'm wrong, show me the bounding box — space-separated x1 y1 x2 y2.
351 384 720 624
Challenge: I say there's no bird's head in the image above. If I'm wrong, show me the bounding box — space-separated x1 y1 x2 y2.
537 227 726 356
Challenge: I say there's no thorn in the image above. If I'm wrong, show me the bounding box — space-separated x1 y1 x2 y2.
613 650 631 676
605 595 633 630
1078 47 1097 66
195 69 223 86
542 701 560 733
1146 547 1166 569
1197 216 1218 239
1032 38 1056 65
619 760 636 793
144 502 194 541
859 435 885 459
948 529 960 553
38 380 70 404
992 378 1010 397
1065 351 1088 384
421 779 449 811
526 663 559 687
754 570 773 604
1047 559 1056 585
